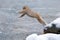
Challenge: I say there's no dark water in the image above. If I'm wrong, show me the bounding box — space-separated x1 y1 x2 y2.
0 0 60 40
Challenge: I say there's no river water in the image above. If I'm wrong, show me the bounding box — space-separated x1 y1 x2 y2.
0 0 60 40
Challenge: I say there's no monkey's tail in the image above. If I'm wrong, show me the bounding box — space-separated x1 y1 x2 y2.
37 14 47 26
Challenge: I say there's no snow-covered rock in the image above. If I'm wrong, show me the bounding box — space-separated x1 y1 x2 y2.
44 18 60 34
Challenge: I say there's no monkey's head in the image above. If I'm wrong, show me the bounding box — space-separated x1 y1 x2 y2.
19 6 29 17
23 6 29 10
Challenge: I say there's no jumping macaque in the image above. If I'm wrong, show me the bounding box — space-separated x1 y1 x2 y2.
19 6 47 26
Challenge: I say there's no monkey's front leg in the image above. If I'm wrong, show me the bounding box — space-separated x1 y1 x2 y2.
19 10 26 18
19 13 26 18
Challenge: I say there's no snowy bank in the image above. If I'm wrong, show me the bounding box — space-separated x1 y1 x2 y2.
26 33 60 40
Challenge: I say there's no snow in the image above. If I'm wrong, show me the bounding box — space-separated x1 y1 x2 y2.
26 33 60 40
26 18 60 40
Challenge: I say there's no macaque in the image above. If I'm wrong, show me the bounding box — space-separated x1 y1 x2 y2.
19 6 47 26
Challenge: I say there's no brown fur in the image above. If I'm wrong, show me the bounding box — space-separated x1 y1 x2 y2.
19 6 47 25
